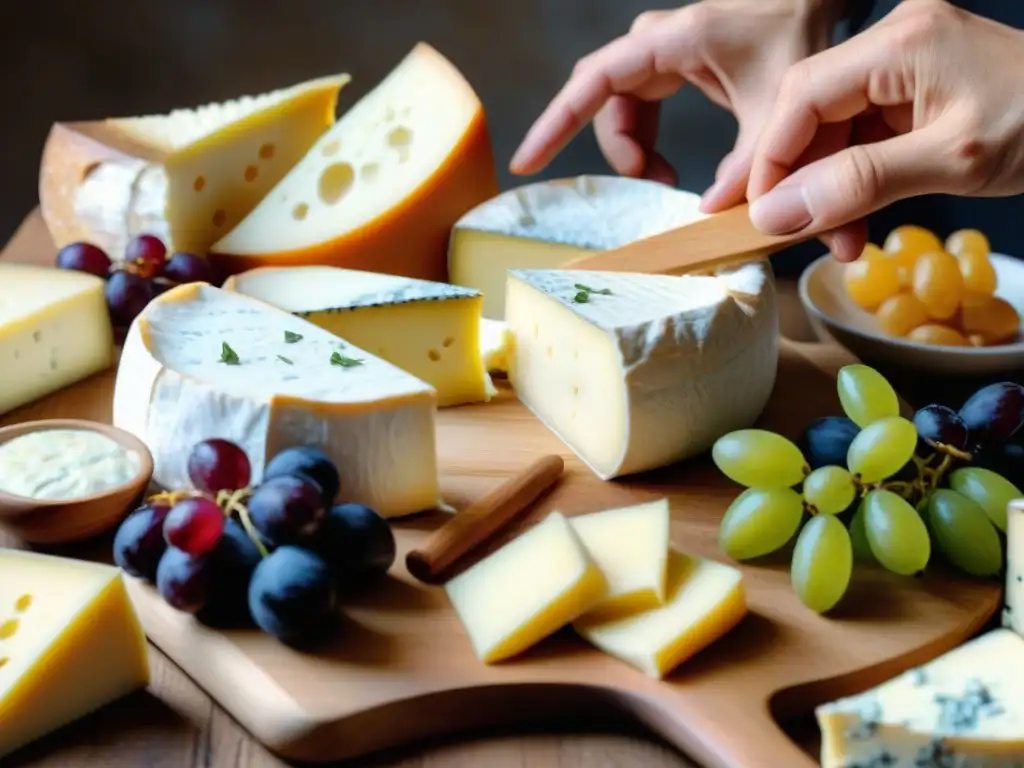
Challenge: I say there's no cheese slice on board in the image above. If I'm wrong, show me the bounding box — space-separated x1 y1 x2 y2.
210 43 499 283
39 74 348 259
112 283 440 518
573 552 746 679
816 628 1024 767
1004 502 1024 635
222 265 492 406
0 264 113 416
0 550 149 758
445 512 606 664
569 499 671 620
450 176 725 319
505 263 778 479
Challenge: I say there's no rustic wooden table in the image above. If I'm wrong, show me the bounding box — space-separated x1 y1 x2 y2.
0 212 827 768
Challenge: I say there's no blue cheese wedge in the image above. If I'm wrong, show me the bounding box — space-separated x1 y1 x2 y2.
816 629 1024 767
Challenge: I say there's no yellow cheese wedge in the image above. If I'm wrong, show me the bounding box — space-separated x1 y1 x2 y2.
210 43 499 283
0 551 150 758
574 552 746 679
569 499 671 621
445 512 606 663
222 265 493 406
40 73 348 258
0 264 114 416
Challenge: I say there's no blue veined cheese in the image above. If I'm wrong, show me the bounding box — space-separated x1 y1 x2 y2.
816 629 1024 767
504 262 778 480
1002 501 1024 635
112 283 440 518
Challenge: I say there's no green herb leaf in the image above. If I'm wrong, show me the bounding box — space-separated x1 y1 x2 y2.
572 291 590 304
572 282 611 301
277 355 294 365
573 283 594 292
284 331 303 343
219 342 240 365
592 287 612 295
330 350 364 368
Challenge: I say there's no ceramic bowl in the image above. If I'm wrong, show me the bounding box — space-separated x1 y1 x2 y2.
0 419 153 544
799 252 1024 376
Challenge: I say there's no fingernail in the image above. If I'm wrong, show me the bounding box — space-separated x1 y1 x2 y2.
749 185 812 234
699 181 727 212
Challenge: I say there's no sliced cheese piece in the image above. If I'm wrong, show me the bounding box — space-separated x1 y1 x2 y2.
0 264 113 416
112 283 440 518
505 263 778 479
816 629 1024 767
573 551 746 679
569 499 671 620
1004 501 1024 635
210 43 499 283
0 550 149 758
222 265 492 407
445 512 606 663
450 176 722 319
40 74 348 258
479 318 513 375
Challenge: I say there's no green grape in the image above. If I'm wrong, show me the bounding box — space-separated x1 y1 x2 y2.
863 489 931 575
949 466 1021 533
849 501 874 562
791 514 853 613
718 487 804 560
846 416 917 483
712 430 808 489
837 364 900 428
925 489 1002 577
803 465 856 515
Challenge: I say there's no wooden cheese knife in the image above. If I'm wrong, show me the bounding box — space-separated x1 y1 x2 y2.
562 202 815 274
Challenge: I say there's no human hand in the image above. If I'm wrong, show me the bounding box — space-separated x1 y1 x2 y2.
747 0 1024 262
510 0 841 212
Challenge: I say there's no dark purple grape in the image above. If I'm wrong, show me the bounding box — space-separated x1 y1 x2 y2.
248 476 326 546
125 234 167 278
56 242 112 278
797 416 860 470
163 497 225 556
959 382 1024 445
309 503 396 584
163 252 215 284
155 548 212 613
248 546 337 645
113 502 171 581
187 439 252 493
198 518 262 628
264 447 340 507
105 269 155 327
973 441 1024 489
913 404 969 451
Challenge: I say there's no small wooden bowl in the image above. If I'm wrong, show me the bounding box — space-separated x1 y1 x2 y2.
0 419 154 544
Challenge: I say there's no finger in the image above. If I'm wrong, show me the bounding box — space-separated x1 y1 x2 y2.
819 220 869 262
595 94 677 182
701 149 752 212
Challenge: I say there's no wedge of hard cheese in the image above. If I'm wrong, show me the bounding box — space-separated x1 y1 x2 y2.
40 73 348 258
112 282 441 517
210 43 499 282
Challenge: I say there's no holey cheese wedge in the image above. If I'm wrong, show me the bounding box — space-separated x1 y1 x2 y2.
506 264 778 479
112 283 441 517
40 74 348 258
210 44 499 282
223 265 493 406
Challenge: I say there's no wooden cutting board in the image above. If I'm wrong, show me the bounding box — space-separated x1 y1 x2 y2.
0 214 1003 768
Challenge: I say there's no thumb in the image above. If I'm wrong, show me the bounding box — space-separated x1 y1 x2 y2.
748 124 956 236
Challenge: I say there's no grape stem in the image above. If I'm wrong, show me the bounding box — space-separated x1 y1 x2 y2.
216 488 269 559
147 489 199 507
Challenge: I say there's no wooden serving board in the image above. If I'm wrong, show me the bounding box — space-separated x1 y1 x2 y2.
1 213 1003 768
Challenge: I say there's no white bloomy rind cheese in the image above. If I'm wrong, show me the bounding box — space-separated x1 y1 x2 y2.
816 629 1024 767
506 262 778 479
112 283 441 518
0 550 149 758
0 264 114 416
40 74 348 258
222 265 493 407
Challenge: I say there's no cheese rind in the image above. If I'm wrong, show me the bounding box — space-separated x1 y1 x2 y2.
0 551 149 758
0 264 113 416
573 552 746 679
210 43 499 282
445 512 606 663
816 629 1024 767
40 74 347 258
112 283 440 518
569 499 671 620
222 265 493 406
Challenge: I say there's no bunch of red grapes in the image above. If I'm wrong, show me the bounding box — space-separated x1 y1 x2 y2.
56 234 218 328
113 439 396 647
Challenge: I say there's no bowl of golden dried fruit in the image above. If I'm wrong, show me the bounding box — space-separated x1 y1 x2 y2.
800 225 1024 375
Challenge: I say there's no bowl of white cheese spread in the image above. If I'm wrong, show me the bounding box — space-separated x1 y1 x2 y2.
0 419 153 544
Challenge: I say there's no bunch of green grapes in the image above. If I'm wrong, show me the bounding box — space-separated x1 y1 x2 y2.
712 364 1021 615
